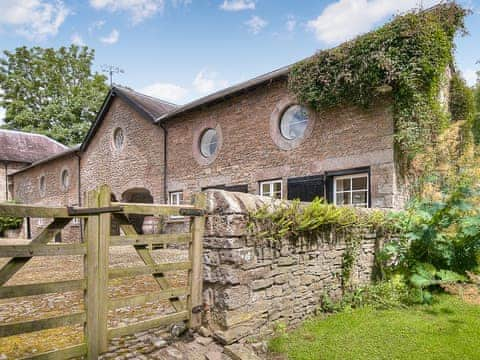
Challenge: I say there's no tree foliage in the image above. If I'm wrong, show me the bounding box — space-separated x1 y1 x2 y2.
288 3 468 167
449 73 475 123
0 45 108 145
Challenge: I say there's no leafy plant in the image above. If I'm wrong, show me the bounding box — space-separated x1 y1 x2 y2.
0 215 22 236
288 3 468 174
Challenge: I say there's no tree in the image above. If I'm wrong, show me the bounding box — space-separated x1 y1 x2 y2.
0 46 108 145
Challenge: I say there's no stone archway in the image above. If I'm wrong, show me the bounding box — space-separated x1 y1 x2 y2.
121 188 154 234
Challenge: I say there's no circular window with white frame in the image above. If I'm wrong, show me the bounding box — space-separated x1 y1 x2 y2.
192 123 223 166
61 169 70 191
113 127 124 151
270 98 315 150
200 128 218 158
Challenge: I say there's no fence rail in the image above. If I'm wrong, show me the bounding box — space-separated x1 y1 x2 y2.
0 185 206 360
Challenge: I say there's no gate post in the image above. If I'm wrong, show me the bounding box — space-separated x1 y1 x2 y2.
84 188 100 360
98 185 111 352
188 193 206 329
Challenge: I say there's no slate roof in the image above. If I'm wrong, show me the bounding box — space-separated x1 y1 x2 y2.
0 129 68 164
10 145 81 175
155 65 290 123
81 85 177 151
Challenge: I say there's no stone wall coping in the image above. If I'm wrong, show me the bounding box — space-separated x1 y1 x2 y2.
205 189 395 215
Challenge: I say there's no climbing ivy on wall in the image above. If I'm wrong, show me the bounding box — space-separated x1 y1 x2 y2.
288 3 468 171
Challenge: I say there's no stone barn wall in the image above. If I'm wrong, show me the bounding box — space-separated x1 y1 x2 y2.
80 97 166 204
166 78 402 208
11 153 80 242
202 190 380 344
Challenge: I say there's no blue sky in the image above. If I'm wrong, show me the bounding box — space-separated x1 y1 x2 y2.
0 0 479 119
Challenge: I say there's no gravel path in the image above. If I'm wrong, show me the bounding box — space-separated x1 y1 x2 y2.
0 246 189 359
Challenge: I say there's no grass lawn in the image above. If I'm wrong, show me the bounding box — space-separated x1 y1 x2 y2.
269 295 480 360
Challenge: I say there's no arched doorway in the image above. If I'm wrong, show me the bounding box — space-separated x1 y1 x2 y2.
121 188 154 234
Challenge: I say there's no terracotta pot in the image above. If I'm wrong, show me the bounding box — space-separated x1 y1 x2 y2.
4 228 22 239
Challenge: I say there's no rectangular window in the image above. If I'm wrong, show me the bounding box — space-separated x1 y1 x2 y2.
287 175 324 202
333 173 369 208
169 191 184 219
259 179 283 199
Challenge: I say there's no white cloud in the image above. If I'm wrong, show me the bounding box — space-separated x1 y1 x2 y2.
90 0 165 24
141 82 189 103
88 19 105 34
71 32 85 46
463 68 479 87
100 29 120 44
220 0 255 11
245 15 267 34
286 15 296 32
193 69 229 94
0 0 69 40
307 0 440 45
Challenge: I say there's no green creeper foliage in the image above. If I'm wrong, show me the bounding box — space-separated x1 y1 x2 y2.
288 3 468 165
0 45 109 146
449 73 475 123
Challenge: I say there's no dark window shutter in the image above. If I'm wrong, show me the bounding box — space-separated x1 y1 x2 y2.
202 185 226 191
225 184 249 193
287 175 325 202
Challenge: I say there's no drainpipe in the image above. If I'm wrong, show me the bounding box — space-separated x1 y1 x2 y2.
159 121 168 204
74 152 84 242
3 162 7 201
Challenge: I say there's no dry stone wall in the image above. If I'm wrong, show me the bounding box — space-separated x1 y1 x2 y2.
202 190 379 344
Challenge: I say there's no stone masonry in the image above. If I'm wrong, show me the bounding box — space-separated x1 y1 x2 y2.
202 190 378 344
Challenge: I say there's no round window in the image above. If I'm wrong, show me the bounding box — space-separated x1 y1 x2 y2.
113 128 124 150
39 176 46 196
279 105 309 140
200 128 218 158
61 169 70 190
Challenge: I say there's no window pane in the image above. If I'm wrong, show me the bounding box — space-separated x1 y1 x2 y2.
352 191 367 206
352 176 367 190
336 192 350 205
273 182 282 193
200 129 218 158
336 178 351 192
261 183 270 196
280 105 309 140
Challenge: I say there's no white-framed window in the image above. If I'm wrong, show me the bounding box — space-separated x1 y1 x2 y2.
333 173 369 208
260 179 283 199
169 191 184 219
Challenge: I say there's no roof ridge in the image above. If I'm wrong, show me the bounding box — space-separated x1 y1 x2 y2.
113 85 178 108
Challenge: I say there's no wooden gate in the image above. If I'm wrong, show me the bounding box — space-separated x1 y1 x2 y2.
0 185 206 359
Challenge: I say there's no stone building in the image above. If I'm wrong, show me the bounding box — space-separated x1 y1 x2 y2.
9 36 437 242
0 129 67 203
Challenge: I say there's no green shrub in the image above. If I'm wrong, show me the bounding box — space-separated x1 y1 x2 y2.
0 215 22 236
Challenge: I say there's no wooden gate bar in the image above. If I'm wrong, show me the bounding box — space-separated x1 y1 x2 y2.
97 185 110 353
109 232 191 247
188 193 206 329
108 311 189 339
0 244 86 257
113 213 187 313
23 344 87 360
0 217 72 286
0 312 86 337
0 279 85 299
108 262 192 279
108 287 188 310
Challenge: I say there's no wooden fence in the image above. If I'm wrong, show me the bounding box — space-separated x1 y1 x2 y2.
0 185 206 359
